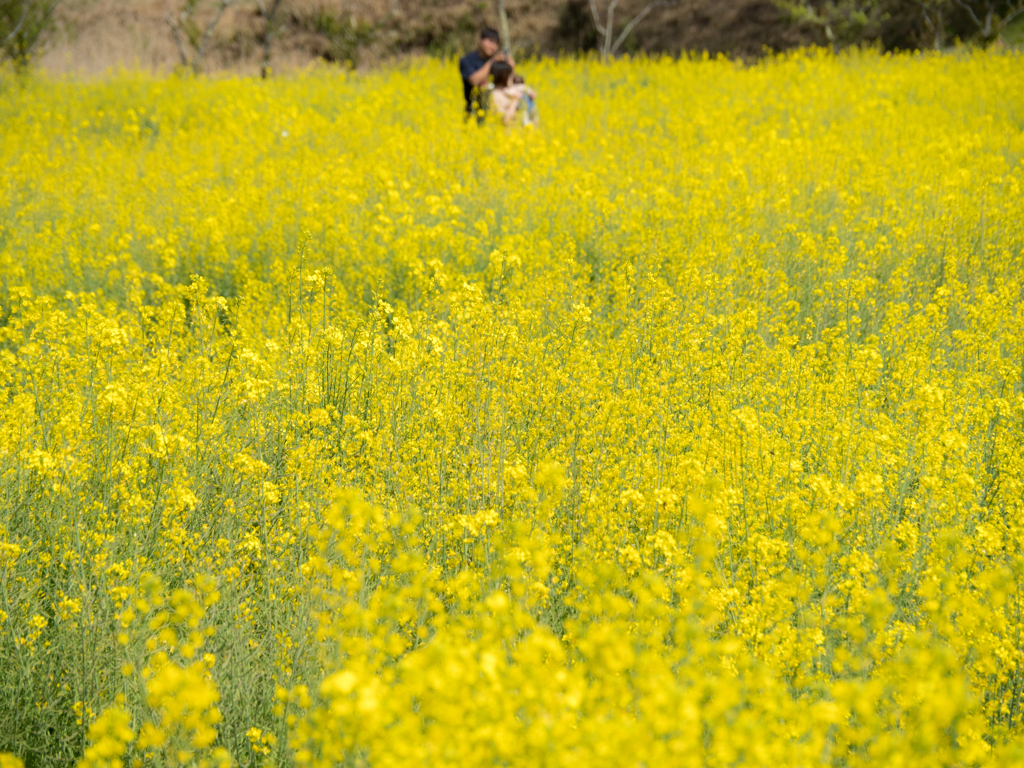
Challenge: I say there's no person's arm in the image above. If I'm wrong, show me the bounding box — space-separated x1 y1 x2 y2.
467 53 506 87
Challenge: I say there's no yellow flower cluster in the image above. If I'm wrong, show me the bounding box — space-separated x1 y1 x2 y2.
79 707 134 768
1 47 1024 766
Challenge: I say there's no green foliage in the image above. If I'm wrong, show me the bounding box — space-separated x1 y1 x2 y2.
305 7 378 66
176 0 206 51
775 0 1024 50
774 0 889 47
0 0 63 66
1003 9 1024 44
951 0 1024 42
165 0 241 74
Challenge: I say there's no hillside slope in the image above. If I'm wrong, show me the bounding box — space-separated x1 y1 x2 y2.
38 0 812 75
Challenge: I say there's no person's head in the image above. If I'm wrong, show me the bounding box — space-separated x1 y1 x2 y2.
491 61 513 88
512 73 524 85
478 28 500 57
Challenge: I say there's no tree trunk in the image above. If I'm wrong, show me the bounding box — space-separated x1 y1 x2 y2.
603 0 618 60
259 0 285 79
495 0 511 52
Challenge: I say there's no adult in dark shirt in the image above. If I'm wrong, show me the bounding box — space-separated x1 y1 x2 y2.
459 28 513 123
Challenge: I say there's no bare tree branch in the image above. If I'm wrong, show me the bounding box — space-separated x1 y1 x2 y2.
589 0 608 37
910 0 945 49
590 0 672 60
257 0 285 79
2 1 33 48
193 0 238 72
610 0 666 56
1003 2 1024 27
166 12 191 68
3 0 64 59
603 0 618 58
950 0 1024 38
950 0 983 29
165 0 239 73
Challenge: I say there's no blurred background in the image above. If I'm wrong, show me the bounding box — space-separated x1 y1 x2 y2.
2 0 1023 76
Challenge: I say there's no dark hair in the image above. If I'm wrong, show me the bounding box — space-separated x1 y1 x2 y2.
491 61 513 87
480 28 500 42
512 73 524 84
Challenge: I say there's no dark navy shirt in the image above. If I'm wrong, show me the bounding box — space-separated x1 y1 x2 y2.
459 50 487 112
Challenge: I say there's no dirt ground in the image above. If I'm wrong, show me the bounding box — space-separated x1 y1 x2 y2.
37 0 815 76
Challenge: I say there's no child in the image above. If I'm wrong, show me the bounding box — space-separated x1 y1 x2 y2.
488 61 521 126
512 73 539 126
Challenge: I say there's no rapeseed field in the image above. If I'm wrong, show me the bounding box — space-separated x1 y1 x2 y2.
1 49 1024 767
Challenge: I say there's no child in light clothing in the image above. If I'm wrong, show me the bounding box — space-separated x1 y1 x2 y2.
489 61 521 126
512 73 538 126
